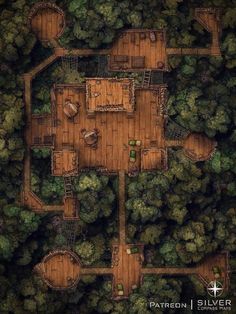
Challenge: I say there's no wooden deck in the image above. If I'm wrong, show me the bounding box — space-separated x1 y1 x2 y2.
52 150 78 176
196 252 230 290
194 8 221 56
31 114 53 148
167 8 221 58
183 133 216 162
52 83 167 173
141 252 229 291
35 250 80 290
63 197 79 220
35 250 229 295
86 78 135 113
22 190 64 213
29 3 65 41
141 148 167 171
111 243 144 299
108 30 168 72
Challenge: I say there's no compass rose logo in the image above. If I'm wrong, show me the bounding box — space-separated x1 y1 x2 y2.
207 281 224 298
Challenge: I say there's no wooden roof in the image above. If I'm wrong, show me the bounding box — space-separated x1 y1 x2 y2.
86 78 135 113
52 84 167 173
108 30 168 71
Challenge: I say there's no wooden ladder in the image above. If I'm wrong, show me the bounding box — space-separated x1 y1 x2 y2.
63 176 74 198
142 70 152 88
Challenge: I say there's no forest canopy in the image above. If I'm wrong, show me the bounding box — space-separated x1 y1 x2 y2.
0 0 236 313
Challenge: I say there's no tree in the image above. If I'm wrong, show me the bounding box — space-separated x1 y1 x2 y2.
74 173 115 224
140 224 165 245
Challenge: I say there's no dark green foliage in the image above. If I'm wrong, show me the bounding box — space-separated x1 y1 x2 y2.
31 149 64 205
75 235 106 266
1 0 236 312
0 205 40 261
74 172 116 223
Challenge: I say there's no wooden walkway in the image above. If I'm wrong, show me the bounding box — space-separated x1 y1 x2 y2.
142 252 229 291
119 171 126 244
195 8 221 56
167 8 221 57
111 243 144 299
34 165 230 297
36 249 230 295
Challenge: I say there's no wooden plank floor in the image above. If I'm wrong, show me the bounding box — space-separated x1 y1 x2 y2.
53 84 166 173
31 7 64 41
52 150 78 176
141 252 230 292
109 30 168 71
111 244 144 299
31 114 53 147
36 250 80 290
183 133 216 161
196 252 229 290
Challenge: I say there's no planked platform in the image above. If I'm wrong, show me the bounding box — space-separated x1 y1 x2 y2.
35 250 229 295
31 114 54 148
22 190 64 213
63 197 79 220
35 170 230 296
35 250 81 290
142 252 229 291
141 148 168 171
194 8 221 56
196 251 230 290
111 243 144 299
183 133 216 161
52 150 78 176
52 83 167 173
108 30 168 72
29 3 65 41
